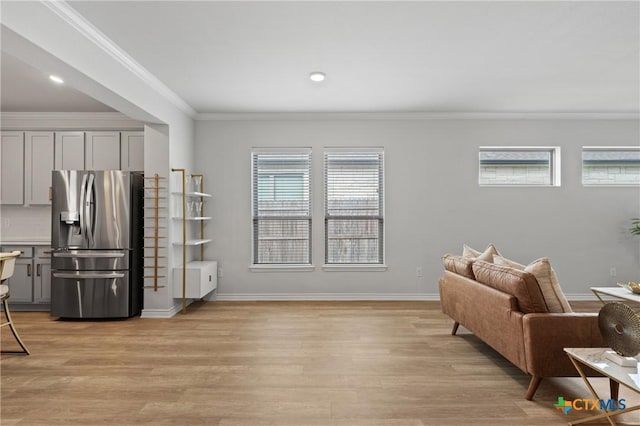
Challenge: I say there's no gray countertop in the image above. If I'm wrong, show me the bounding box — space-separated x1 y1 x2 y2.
1 239 51 246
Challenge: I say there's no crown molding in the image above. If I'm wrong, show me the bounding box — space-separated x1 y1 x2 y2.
196 112 640 121
0 112 144 130
42 1 196 118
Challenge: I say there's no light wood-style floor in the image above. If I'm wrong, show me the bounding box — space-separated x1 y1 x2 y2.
2 301 639 426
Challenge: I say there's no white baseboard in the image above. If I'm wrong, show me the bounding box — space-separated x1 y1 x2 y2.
214 293 440 301
141 302 183 318
566 293 601 301
140 293 600 310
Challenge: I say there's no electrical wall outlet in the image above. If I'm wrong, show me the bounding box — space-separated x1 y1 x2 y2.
218 268 224 277
416 267 423 277
610 267 617 277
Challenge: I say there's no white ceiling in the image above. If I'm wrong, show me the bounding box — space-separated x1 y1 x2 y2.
4 1 640 114
0 52 115 113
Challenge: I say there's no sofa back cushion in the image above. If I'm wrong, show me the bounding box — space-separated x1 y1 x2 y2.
442 254 475 279
472 260 549 313
494 255 572 313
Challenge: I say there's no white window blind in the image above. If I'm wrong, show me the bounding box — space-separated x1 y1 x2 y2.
252 150 311 264
324 150 384 264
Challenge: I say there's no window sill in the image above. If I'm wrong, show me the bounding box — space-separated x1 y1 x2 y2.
479 184 561 188
582 184 640 187
322 264 388 272
249 264 315 272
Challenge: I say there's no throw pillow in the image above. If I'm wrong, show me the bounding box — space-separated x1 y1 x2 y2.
462 244 481 258
493 254 525 270
463 243 500 263
494 255 572 313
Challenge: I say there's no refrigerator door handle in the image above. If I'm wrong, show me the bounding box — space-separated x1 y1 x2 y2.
86 173 95 247
53 272 125 279
79 173 88 238
53 251 126 258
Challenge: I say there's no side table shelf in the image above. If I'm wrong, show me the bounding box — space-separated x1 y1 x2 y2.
172 239 212 246
171 191 212 198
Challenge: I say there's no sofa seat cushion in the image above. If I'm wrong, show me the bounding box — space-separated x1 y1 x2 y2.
472 260 549 313
494 255 572 313
442 254 475 279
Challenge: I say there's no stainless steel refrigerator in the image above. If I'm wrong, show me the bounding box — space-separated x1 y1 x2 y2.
51 170 143 318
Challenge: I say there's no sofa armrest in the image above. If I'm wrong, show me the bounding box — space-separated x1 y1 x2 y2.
523 313 603 377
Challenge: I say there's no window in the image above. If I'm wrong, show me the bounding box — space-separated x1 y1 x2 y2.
479 147 560 186
252 149 311 264
582 147 640 186
324 149 384 264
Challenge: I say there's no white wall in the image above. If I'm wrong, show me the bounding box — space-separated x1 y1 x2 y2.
196 117 640 299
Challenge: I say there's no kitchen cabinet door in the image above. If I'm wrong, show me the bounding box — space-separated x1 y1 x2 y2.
34 262 51 303
120 131 144 171
26 131 54 205
1 131 25 205
54 132 85 170
34 247 51 303
5 260 33 303
85 131 121 170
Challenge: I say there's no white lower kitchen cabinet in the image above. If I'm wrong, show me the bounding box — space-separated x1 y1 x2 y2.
173 261 217 299
34 247 52 303
8 260 33 303
1 245 51 311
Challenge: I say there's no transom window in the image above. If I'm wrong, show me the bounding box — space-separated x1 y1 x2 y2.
251 149 311 264
324 149 384 264
479 147 561 186
582 147 640 186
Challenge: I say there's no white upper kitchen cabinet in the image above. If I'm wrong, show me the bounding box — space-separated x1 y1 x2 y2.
1 131 25 205
54 131 85 170
25 131 54 205
85 131 121 170
120 131 144 171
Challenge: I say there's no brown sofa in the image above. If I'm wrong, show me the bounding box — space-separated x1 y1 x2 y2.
439 255 606 400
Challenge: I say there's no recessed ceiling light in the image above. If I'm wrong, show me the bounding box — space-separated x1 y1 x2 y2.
309 72 326 82
49 75 64 84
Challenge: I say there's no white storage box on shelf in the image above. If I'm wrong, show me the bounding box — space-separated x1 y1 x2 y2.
172 260 217 299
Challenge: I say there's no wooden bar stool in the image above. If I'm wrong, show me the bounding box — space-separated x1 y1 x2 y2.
1 251 30 355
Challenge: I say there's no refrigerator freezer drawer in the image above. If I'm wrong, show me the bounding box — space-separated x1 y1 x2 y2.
51 272 131 318
52 250 129 271
53 272 125 279
53 251 125 258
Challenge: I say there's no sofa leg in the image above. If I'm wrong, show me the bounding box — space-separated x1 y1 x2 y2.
525 376 542 400
451 321 460 336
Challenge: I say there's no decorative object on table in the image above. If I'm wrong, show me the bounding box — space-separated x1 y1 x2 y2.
598 302 640 366
630 218 640 235
618 281 640 294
